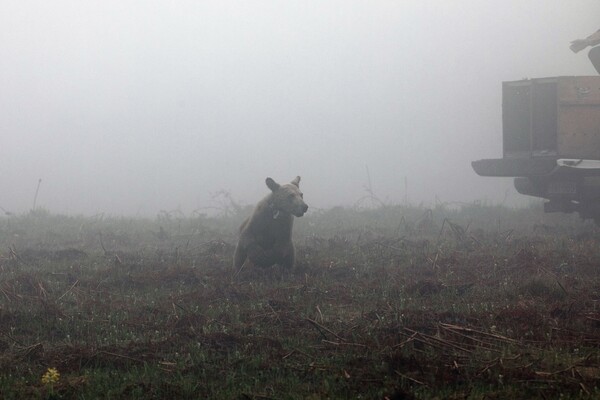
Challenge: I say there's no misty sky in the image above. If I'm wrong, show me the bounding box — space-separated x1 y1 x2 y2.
1 1 599 216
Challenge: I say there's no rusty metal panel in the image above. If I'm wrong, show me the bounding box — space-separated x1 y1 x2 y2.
502 76 600 160
557 76 600 105
557 105 600 159
557 76 600 159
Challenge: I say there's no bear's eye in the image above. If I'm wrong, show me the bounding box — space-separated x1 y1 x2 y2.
288 193 295 199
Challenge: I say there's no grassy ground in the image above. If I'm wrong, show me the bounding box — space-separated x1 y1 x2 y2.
0 204 599 399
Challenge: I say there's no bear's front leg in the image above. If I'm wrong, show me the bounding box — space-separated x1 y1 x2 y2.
233 242 248 269
246 243 275 267
279 243 295 269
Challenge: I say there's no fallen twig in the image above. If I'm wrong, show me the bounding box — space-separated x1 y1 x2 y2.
306 318 343 341
57 279 79 301
395 370 428 387
439 323 519 344
322 339 366 348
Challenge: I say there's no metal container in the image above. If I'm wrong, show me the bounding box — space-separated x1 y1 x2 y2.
503 76 600 160
472 76 600 222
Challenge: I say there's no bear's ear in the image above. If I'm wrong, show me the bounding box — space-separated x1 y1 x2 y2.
266 177 280 192
291 176 301 187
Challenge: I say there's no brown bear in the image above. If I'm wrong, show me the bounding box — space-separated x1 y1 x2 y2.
233 176 308 270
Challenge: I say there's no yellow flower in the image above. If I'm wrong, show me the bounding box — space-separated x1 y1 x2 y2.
41 367 60 385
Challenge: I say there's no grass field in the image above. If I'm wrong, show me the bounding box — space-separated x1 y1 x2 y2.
1 203 600 399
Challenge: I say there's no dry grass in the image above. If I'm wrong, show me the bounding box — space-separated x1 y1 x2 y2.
0 205 599 399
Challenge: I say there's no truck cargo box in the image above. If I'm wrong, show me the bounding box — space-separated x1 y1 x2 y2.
503 76 600 159
472 76 600 222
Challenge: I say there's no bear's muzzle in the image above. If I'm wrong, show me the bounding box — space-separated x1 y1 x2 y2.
294 203 309 217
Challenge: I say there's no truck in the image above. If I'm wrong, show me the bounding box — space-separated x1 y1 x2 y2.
472 76 600 223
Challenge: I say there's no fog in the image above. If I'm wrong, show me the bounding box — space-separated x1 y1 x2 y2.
1 1 599 216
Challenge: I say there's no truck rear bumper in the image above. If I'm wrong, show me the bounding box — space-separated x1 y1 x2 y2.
471 158 558 177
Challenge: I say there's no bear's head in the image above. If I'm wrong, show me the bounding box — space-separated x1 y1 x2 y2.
266 176 309 218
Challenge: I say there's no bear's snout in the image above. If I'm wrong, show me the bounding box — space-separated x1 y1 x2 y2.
294 203 308 217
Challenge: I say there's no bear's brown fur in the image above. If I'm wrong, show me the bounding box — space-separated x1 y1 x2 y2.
233 176 308 270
